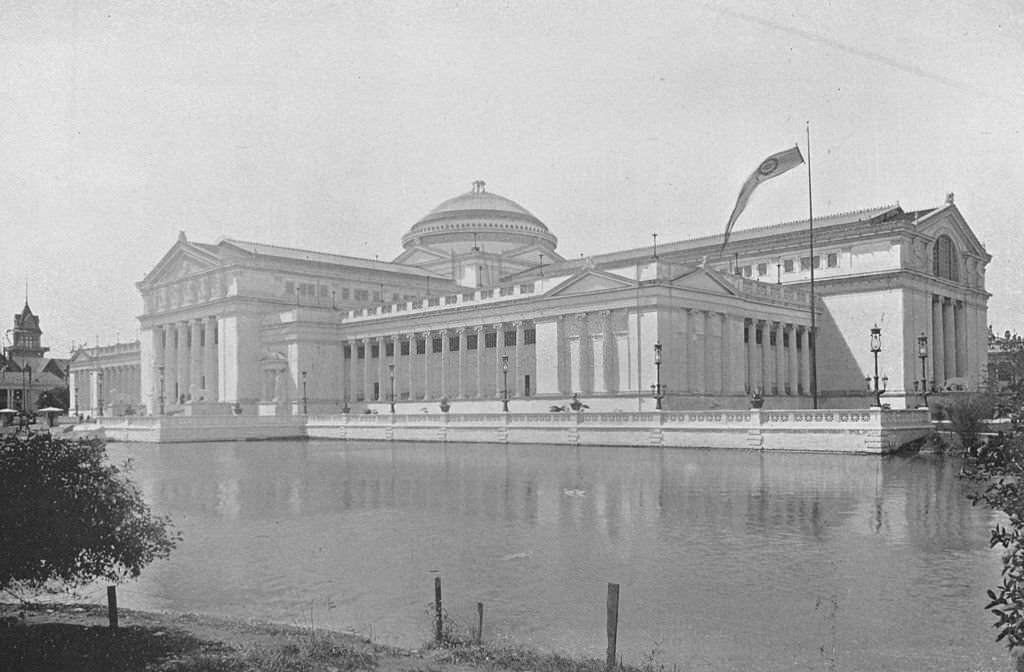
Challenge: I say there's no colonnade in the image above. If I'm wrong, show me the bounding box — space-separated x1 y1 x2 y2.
69 364 141 416
930 295 968 385
743 319 813 397
341 322 535 404
152 317 219 404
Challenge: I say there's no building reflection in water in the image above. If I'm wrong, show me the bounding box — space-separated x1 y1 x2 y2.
109 441 1007 671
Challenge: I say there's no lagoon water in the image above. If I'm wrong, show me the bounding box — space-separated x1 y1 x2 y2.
100 441 1008 671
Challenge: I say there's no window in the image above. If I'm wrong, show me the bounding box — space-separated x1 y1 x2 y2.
519 283 535 293
467 334 478 350
462 292 476 301
485 332 497 348
371 344 379 358
524 328 536 345
524 374 532 397
741 265 753 277
354 289 369 301
504 330 517 346
449 335 460 351
784 259 794 272
400 340 410 356
343 345 352 359
827 253 838 268
432 337 443 353
783 332 790 347
755 327 763 345
285 281 295 294
357 345 365 359
416 339 426 355
933 234 960 281
744 326 749 344
480 289 494 299
341 288 350 300
386 341 395 357
769 331 777 346
800 256 819 270
445 295 458 305
757 263 768 276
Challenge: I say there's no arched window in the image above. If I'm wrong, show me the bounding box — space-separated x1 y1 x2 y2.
932 234 960 281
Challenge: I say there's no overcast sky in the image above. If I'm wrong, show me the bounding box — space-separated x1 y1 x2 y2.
2 0 1022 357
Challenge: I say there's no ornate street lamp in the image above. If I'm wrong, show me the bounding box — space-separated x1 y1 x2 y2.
866 325 887 408
651 341 666 410
158 365 166 415
388 363 396 414
301 370 308 415
501 355 510 412
917 332 929 407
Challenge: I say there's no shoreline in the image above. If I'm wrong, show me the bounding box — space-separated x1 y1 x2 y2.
0 601 631 672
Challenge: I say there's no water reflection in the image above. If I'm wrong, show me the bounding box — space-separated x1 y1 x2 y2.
111 442 1007 671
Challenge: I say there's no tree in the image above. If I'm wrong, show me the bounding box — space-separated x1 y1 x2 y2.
961 334 1024 653
0 434 178 598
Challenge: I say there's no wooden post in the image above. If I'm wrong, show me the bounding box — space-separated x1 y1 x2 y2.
606 583 619 671
107 585 119 630
434 576 443 644
476 601 484 644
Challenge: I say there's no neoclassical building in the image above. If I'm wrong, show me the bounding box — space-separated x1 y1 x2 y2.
127 183 989 415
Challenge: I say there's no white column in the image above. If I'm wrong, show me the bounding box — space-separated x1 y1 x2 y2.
406 334 416 401
773 322 784 396
799 326 811 396
932 296 944 386
439 330 449 398
943 297 955 382
457 328 467 399
690 310 705 394
204 317 218 400
190 319 202 400
176 322 189 404
678 309 690 393
514 321 525 397
475 326 486 397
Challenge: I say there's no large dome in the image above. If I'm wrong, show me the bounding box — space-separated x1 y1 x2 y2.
401 181 557 250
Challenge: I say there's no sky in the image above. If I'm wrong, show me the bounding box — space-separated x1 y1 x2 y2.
1 0 1022 357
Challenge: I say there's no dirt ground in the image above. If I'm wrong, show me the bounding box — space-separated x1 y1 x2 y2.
0 601 481 672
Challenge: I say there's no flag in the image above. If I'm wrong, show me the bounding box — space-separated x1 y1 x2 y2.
722 145 804 251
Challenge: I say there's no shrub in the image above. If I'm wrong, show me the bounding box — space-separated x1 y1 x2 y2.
0 434 178 597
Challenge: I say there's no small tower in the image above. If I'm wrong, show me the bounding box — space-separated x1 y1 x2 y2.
5 302 49 360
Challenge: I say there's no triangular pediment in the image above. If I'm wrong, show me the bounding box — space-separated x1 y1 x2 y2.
915 204 990 259
546 270 636 297
138 239 222 288
670 267 741 296
393 246 450 266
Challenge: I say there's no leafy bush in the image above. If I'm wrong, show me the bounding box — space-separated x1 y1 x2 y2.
0 434 178 597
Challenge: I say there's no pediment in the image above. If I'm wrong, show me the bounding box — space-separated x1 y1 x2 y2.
545 270 636 297
669 268 740 296
393 246 450 266
139 240 222 288
916 204 990 260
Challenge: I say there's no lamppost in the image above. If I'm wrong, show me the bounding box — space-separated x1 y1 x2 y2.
501 355 510 412
158 365 166 415
301 370 308 415
651 341 666 410
917 332 929 407
866 324 888 408
96 369 104 418
388 363 396 413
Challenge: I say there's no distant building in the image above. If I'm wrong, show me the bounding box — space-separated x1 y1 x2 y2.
121 183 989 414
0 302 68 412
69 341 142 417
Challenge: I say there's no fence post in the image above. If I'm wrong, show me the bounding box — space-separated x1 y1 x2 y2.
606 582 619 671
476 601 484 644
434 576 443 644
107 585 119 630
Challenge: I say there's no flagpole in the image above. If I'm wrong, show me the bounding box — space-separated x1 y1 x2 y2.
806 121 819 409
